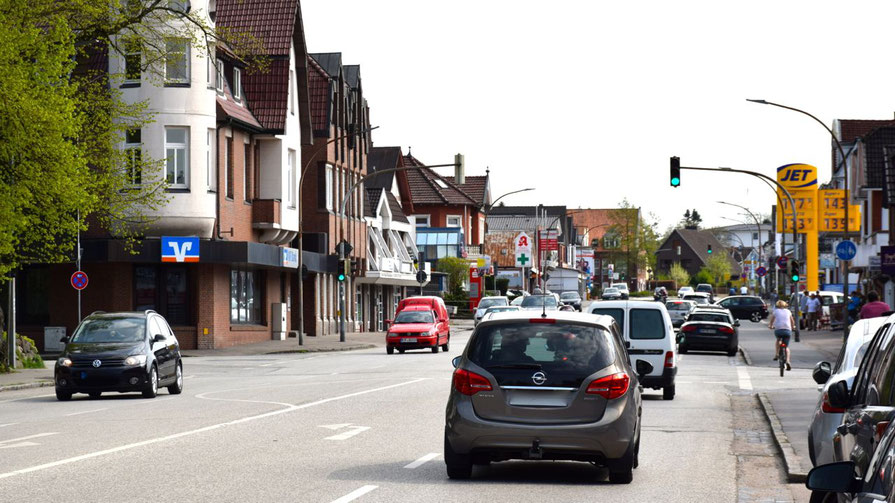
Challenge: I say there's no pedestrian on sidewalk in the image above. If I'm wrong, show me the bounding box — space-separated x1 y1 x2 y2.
848 291 863 323
740 285 748 295
768 300 793 371
860 291 891 319
806 292 821 331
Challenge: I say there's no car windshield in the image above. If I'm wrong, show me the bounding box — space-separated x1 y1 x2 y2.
629 309 665 340
487 306 518 313
591 308 624 332
688 313 729 323
696 285 712 292
71 317 145 343
511 296 525 305
604 288 619 294
521 296 558 308
561 292 580 300
478 298 508 309
666 302 691 311
468 322 615 387
394 311 434 324
820 295 842 306
684 295 709 305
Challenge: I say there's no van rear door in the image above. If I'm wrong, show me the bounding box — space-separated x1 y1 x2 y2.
627 308 670 378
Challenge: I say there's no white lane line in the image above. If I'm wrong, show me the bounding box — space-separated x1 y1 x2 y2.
704 381 730 385
404 452 440 469
0 433 59 445
64 408 107 417
0 394 55 405
737 366 753 391
325 426 370 441
184 375 197 380
0 423 17 428
330 485 378 503
0 378 427 480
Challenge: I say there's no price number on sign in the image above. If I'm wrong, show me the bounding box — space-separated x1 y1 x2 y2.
780 216 815 232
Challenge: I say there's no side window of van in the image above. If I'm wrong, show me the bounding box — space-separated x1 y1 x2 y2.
853 324 891 405
591 308 624 333
629 309 665 340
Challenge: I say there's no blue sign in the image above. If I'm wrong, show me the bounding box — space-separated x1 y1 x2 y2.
835 240 857 261
162 237 200 263
71 271 88 290
756 266 767 277
282 247 299 269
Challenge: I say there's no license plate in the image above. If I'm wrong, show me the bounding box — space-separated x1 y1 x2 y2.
401 338 417 343
701 329 717 334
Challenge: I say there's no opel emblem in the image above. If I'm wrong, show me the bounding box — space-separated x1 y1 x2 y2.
532 371 547 385
92 359 102 368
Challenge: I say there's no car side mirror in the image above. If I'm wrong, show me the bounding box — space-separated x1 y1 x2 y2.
451 356 461 369
625 341 631 349
152 334 165 343
734 320 740 327
384 319 392 327
828 379 850 409
60 336 70 344
813 361 833 385
806 461 861 493
635 359 653 379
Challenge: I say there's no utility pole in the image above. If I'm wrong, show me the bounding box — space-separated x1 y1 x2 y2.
6 272 15 369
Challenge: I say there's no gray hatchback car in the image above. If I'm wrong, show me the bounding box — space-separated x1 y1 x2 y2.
445 311 651 483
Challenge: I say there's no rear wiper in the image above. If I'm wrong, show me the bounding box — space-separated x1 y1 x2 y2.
486 363 542 370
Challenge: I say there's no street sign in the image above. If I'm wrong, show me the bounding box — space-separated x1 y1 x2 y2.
71 271 88 290
538 229 559 251
416 270 427 283
756 266 767 277
818 190 861 232
835 240 857 261
515 251 531 267
514 232 531 253
161 236 199 263
335 240 354 257
776 256 788 269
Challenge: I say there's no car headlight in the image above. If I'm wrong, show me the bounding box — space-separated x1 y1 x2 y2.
124 355 147 366
57 357 72 367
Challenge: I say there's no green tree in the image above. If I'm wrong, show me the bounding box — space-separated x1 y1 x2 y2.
436 257 470 297
606 200 660 284
693 268 713 286
705 252 732 285
669 262 690 288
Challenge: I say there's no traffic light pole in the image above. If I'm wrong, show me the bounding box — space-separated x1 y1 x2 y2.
676 163 802 341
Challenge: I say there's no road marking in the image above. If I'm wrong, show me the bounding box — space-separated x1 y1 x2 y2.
0 423 17 428
320 423 353 430
0 378 426 480
737 367 753 391
330 485 378 503
184 375 197 380
64 408 107 417
0 394 55 405
704 381 730 385
404 452 440 469
0 433 59 449
325 426 370 441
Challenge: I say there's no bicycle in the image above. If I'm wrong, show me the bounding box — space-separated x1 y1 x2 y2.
776 341 787 377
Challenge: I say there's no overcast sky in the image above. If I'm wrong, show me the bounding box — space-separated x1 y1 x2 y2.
301 1 895 232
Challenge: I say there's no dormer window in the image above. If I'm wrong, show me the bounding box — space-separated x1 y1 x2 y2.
434 179 448 189
215 59 224 94
233 68 241 101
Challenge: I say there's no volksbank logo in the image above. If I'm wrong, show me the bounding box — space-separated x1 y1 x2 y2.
161 237 200 263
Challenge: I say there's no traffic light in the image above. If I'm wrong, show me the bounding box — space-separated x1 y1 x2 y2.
670 156 681 187
707 244 713 254
338 259 349 282
789 260 800 282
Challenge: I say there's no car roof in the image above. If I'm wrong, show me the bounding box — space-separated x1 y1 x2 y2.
88 311 151 320
590 300 665 310
479 310 615 330
724 295 762 299
401 305 434 312
684 292 710 297
479 296 508 300
849 317 887 341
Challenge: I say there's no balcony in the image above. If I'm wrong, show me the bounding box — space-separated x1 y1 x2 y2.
252 199 281 227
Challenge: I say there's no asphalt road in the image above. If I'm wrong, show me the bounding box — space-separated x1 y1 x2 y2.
0 318 807 502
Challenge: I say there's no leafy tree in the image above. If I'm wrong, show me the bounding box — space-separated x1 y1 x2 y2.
705 252 732 285
680 209 703 229
436 257 470 297
669 262 690 288
692 268 713 286
606 199 660 285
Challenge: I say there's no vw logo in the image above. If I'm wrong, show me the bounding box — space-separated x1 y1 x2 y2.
531 371 547 385
92 359 102 368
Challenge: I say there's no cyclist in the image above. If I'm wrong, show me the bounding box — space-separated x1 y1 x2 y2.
767 300 793 371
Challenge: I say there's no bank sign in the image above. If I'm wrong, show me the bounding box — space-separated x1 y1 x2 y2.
161 237 200 263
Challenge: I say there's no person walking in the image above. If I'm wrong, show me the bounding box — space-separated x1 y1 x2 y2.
806 292 821 331
860 291 891 319
767 300 793 371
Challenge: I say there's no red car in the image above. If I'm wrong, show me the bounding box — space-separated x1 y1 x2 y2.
385 306 450 354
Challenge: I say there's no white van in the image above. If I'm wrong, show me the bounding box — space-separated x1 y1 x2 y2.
588 300 677 400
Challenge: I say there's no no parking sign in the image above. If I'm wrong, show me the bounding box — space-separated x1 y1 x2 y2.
71 271 88 290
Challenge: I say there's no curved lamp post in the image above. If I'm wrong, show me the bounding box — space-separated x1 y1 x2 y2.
718 201 764 292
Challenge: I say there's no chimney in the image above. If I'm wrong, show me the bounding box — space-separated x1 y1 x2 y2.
454 153 465 185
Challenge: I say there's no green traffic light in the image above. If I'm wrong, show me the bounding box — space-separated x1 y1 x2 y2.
671 177 680 186
338 273 346 282
791 275 799 282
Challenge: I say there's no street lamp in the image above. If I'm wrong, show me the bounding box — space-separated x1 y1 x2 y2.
747 98 851 339
718 201 764 292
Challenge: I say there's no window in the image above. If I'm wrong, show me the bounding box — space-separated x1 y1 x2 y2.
435 179 448 189
165 127 189 187
447 215 462 228
231 267 263 324
225 137 233 198
165 39 190 84
414 215 430 227
206 129 216 190
17 266 49 324
233 68 242 100
287 149 296 207
168 0 189 13
334 167 340 213
125 129 142 185
289 69 295 114
244 143 251 202
215 59 224 93
325 164 334 210
629 309 665 340
134 266 191 325
123 40 141 84
752 232 759 240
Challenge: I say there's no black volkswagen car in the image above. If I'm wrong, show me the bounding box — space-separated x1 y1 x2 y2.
677 308 739 356
55 311 183 401
715 295 769 322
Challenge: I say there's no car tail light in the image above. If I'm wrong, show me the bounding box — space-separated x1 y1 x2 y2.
664 351 675 368
529 318 555 324
452 368 493 396
681 325 697 333
586 372 630 399
876 421 891 443
720 326 735 335
820 391 845 414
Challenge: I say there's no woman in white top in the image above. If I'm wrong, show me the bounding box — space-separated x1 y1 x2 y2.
767 300 794 370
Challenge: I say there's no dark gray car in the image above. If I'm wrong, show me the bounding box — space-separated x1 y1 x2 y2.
444 311 651 483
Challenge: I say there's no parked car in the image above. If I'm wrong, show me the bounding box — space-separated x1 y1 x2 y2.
395 295 450 322
511 296 526 306
677 286 694 297
445 311 651 483
808 317 886 467
602 287 623 300
665 300 697 328
677 308 739 356
588 300 677 400
715 295 769 322
474 296 510 326
682 292 712 306
695 283 714 303
611 283 630 299
481 305 522 322
385 306 450 354
807 419 895 502
560 291 583 311
55 310 184 401
520 295 559 311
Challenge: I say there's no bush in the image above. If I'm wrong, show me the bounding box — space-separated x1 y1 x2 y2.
0 333 44 372
630 291 652 297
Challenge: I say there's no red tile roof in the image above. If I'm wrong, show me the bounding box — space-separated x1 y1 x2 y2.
215 0 299 56
402 154 479 206
216 76 262 130
240 58 289 131
838 119 895 143
308 55 330 134
461 175 488 206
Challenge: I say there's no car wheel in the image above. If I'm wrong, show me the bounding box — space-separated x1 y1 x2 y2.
608 440 635 484
55 388 72 401
167 362 184 395
809 491 836 503
808 430 817 466
88 392 102 399
398 348 405 354
387 346 394 355
662 385 675 400
442 337 449 352
444 432 473 479
431 345 439 354
727 346 738 357
750 312 761 323
678 344 688 354
142 365 158 399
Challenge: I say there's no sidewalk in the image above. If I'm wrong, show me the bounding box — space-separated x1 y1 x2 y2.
0 330 386 393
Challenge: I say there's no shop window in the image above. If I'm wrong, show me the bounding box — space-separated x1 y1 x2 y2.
134 265 191 325
16 266 49 324
231 267 263 324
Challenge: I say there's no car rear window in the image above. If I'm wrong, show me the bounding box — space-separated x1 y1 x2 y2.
688 313 729 323
468 322 615 387
521 296 557 308
666 302 690 311
591 308 624 332
478 298 508 309
629 309 665 340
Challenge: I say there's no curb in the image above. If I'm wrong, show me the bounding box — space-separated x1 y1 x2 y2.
739 345 753 366
264 343 378 355
0 380 54 393
757 392 808 483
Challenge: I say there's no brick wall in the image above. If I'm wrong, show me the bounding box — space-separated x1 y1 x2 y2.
218 127 258 242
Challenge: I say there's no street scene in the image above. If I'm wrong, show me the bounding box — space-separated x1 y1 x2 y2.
4 1 895 502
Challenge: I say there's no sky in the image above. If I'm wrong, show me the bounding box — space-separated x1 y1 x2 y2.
301 0 895 233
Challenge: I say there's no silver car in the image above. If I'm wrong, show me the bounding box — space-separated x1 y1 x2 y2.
808 317 886 466
445 311 652 483
665 299 696 328
474 296 509 325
